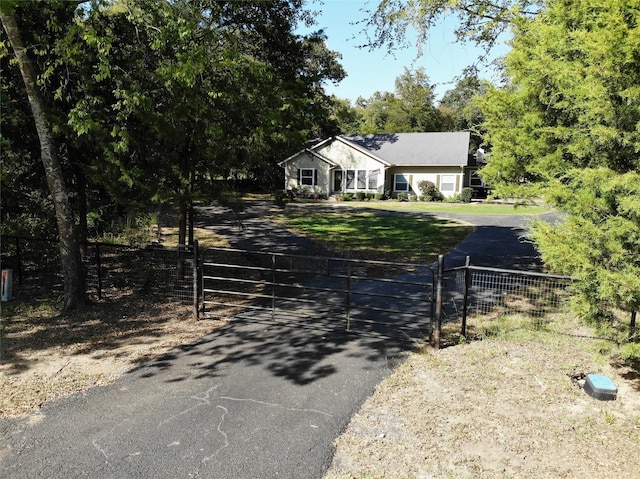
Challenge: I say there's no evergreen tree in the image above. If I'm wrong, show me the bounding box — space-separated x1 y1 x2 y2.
478 0 640 324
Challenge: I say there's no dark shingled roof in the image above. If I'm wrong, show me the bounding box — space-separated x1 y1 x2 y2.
340 132 471 167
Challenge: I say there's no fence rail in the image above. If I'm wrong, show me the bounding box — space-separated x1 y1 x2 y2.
1 235 197 309
7 236 621 348
201 246 435 340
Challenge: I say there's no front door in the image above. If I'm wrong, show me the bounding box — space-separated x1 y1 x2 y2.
333 170 343 193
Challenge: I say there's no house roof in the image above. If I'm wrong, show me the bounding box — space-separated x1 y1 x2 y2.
279 147 338 167
280 131 471 168
340 132 471 167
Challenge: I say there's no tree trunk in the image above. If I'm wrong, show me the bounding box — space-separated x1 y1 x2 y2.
1 11 86 310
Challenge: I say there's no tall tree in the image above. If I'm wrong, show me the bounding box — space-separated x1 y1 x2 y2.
363 0 540 58
1 1 86 310
357 67 441 133
3 0 345 253
478 0 640 324
439 75 487 149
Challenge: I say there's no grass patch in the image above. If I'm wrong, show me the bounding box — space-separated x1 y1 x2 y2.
274 209 473 263
355 201 550 215
159 226 230 249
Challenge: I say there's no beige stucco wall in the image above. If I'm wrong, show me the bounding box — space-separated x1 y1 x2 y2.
282 141 468 198
317 141 383 171
386 166 465 198
281 152 331 194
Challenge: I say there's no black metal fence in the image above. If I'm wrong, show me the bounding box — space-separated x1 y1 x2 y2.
4 236 607 348
0 235 197 308
201 246 435 341
434 255 576 344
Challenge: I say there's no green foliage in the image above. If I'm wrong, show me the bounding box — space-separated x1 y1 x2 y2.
272 190 289 209
417 180 444 201
530 169 640 314
340 193 354 201
364 0 538 58
459 187 474 203
396 192 408 201
354 67 447 134
620 343 640 365
3 0 346 248
439 75 487 151
479 0 640 326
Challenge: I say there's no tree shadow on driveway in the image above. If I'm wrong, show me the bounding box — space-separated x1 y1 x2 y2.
134 312 412 387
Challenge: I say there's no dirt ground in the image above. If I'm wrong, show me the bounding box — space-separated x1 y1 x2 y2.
325 318 640 479
2 299 639 478
0 297 226 417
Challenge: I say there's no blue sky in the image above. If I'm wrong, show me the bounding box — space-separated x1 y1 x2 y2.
299 0 511 103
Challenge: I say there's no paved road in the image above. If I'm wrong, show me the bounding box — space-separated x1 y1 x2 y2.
0 203 552 478
435 210 559 270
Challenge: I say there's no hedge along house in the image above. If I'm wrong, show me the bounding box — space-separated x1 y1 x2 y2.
279 131 476 199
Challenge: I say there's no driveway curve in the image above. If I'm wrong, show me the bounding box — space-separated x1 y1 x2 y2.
0 202 554 479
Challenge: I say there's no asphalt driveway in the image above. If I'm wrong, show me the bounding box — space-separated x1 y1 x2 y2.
0 203 552 478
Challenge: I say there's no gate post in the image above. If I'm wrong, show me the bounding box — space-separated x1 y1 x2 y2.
272 254 276 322
346 263 352 331
193 240 199 320
434 254 444 349
95 243 102 300
15 237 23 285
461 256 471 338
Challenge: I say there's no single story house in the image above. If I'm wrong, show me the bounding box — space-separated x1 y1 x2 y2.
279 132 482 199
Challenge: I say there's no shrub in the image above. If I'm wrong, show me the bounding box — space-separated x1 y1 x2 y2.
417 180 437 197
620 342 640 365
273 190 288 208
460 187 474 203
355 192 366 201
409 194 418 202
340 192 354 201
417 180 444 201
374 193 385 201
397 192 408 201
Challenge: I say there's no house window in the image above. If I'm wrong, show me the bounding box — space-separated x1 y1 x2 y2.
299 168 317 186
440 174 456 193
343 169 380 190
368 169 379 190
345 170 356 189
357 170 367 189
470 172 484 187
394 174 409 192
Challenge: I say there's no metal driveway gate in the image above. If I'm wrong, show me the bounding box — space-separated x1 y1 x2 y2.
200 247 435 340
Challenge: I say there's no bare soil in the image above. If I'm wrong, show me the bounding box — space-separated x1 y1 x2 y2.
325 318 640 479
3 301 639 478
0 297 225 417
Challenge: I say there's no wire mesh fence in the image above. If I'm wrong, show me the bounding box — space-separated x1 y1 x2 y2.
469 269 574 319
1 236 195 305
441 264 575 328
1 236 63 298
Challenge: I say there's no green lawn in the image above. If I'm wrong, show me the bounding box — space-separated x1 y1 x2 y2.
273 208 473 264
347 200 550 215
